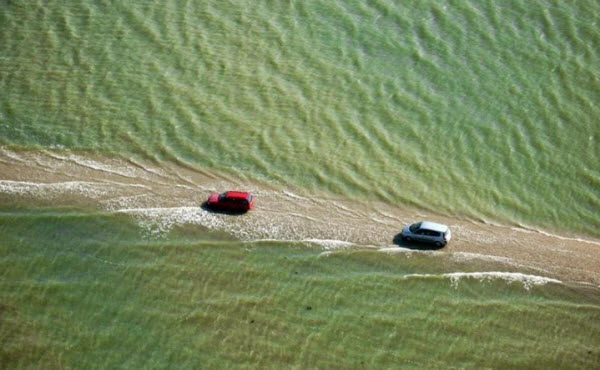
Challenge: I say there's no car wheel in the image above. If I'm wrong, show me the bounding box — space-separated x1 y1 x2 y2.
434 241 443 248
404 236 412 242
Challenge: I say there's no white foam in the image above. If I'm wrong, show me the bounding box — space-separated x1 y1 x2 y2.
116 207 224 237
451 252 514 264
286 212 319 222
318 250 336 257
101 194 156 211
374 210 402 222
0 180 109 198
0 147 24 162
282 191 309 201
378 247 443 257
127 158 169 178
449 252 549 272
511 226 600 246
402 272 561 290
303 239 354 249
0 180 152 202
378 247 409 253
44 152 140 179
101 180 150 189
246 238 282 243
118 206 300 240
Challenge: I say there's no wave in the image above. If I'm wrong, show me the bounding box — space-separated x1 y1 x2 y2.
0 180 150 199
378 247 443 257
42 151 167 182
0 180 111 199
116 206 363 246
450 252 515 264
402 272 562 290
303 238 354 249
116 206 223 237
2 148 600 285
511 226 600 247
0 148 24 162
282 191 310 201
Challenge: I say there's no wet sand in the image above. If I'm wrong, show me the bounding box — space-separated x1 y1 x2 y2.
1 147 600 286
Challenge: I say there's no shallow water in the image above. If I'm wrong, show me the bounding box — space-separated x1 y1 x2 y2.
1 209 599 368
2 0 599 235
1 0 600 367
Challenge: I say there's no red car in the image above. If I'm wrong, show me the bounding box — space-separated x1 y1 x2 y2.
205 191 255 212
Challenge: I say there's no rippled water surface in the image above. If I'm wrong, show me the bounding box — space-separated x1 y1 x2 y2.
1 209 599 368
2 0 599 235
1 0 600 367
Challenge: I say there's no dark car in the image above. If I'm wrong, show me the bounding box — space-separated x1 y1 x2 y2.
205 191 255 212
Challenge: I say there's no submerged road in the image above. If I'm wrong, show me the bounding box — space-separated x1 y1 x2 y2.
2 147 600 286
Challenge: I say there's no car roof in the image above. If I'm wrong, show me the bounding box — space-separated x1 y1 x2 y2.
419 221 449 233
223 191 251 199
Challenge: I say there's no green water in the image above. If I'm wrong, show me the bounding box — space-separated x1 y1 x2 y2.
2 0 599 235
1 210 599 368
2 0 600 367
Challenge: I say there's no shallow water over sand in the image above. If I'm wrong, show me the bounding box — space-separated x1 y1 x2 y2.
2 0 600 367
2 0 599 236
2 148 600 285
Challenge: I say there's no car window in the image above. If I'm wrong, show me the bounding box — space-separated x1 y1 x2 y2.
425 230 441 237
409 222 422 232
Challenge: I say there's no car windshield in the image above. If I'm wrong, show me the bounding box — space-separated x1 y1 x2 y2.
409 222 422 232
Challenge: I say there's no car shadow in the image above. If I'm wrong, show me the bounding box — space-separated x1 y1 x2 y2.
200 201 249 215
392 233 444 250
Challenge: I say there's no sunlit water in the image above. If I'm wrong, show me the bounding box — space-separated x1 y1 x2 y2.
1 0 600 367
